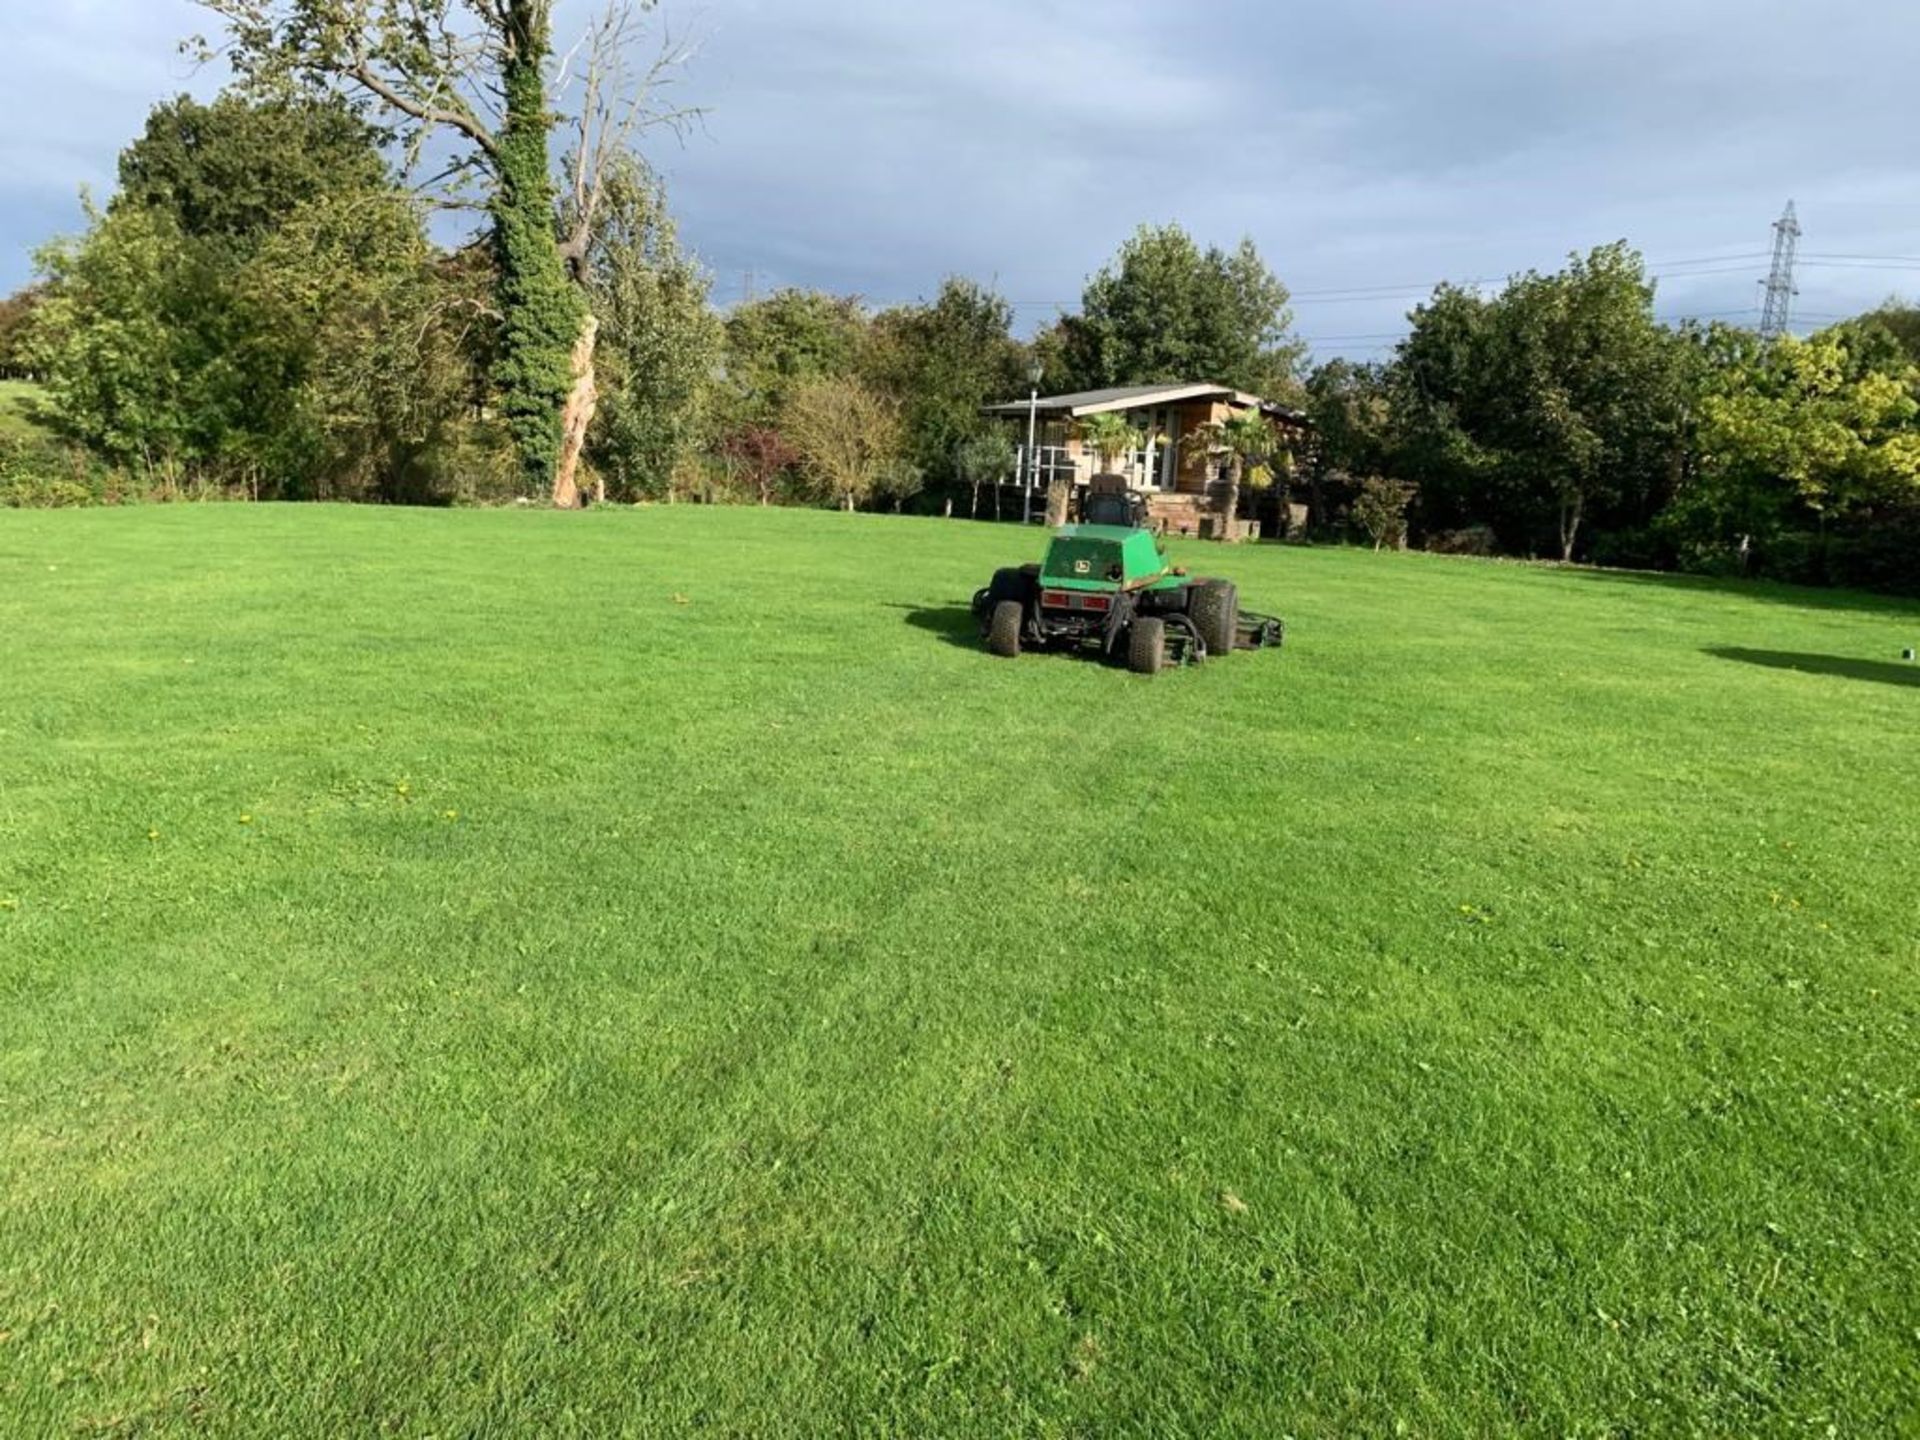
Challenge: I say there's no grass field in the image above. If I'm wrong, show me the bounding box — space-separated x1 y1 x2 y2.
2 505 1916 1436
0 380 53 442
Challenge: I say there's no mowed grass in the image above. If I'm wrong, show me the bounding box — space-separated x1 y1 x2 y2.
1 505 1916 1436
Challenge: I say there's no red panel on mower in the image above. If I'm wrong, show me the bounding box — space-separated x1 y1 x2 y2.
1041 590 1111 612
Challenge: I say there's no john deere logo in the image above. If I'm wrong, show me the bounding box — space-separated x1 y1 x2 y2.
1074 559 1090 575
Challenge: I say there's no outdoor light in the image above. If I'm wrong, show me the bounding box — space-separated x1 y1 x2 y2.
1022 361 1044 524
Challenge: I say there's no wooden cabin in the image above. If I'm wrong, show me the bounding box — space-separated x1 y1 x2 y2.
982 382 1313 538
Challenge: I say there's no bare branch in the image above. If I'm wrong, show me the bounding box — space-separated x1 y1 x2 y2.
348 44 499 159
556 0 707 278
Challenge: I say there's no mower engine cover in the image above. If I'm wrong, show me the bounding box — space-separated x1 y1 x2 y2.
1039 525 1187 595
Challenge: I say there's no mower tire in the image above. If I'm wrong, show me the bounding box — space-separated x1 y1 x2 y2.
1128 616 1167 675
988 600 1024 658
1191 579 1239 659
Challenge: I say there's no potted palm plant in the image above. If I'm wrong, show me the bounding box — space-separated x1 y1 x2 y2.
1055 412 1143 526
1196 411 1275 541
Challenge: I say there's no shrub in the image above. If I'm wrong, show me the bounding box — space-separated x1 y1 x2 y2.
1427 525 1498 557
1353 476 1416 551
1586 528 1674 571
0 434 126 508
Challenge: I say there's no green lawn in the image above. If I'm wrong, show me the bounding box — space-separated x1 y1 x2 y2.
2 505 1915 1436
0 380 53 441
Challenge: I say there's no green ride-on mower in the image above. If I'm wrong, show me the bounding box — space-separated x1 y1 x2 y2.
971 481 1285 675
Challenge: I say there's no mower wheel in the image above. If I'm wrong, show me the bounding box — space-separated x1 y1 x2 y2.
1191 580 1239 659
988 600 1024 657
1128 616 1167 675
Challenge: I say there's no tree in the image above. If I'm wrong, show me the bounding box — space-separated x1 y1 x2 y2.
1353 476 1416 551
239 190 496 501
115 93 387 250
1195 410 1274 535
873 458 925 513
1855 301 1920 367
862 278 1024 492
718 425 798 506
1062 225 1304 396
196 0 693 503
1392 245 1686 560
0 286 46 379
582 155 720 502
1067 412 1144 526
1692 331 1920 526
31 206 215 481
781 376 902 512
1304 358 1397 533
32 95 485 500
721 289 868 426
952 429 1014 518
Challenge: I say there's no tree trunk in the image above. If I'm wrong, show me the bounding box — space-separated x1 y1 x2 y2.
1221 458 1243 542
550 313 600 509
1558 490 1583 563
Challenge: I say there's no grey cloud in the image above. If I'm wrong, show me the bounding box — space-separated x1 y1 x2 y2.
5 0 1918 357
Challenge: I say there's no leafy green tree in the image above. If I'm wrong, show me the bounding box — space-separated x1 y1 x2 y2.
31 205 218 480
238 191 496 501
721 289 869 425
1353 476 1417 550
1854 301 1920 367
582 157 721 503
781 375 902 512
1062 225 1304 396
115 94 387 250
1304 358 1396 533
1391 282 1500 528
1306 360 1395 476
0 285 47 379
863 278 1024 491
1692 331 1920 527
873 457 925 513
953 429 1014 518
33 96 485 500
194 0 689 502
1393 245 1686 559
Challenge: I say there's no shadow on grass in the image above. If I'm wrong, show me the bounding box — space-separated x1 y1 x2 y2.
1705 647 1920 689
1560 566 1920 618
891 603 984 650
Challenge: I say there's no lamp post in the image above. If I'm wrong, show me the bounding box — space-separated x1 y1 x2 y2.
1023 359 1043 525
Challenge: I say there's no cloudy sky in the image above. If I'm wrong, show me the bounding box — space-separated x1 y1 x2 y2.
5 0 1919 361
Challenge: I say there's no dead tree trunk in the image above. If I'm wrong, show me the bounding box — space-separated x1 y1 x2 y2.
551 313 600 509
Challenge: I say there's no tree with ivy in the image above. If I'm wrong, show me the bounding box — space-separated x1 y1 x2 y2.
193 0 694 504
